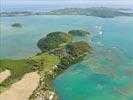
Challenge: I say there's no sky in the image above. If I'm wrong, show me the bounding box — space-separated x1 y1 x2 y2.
1 0 133 5
1 0 133 11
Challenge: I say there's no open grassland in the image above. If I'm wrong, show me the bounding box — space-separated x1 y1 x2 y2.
0 52 60 93
0 59 36 93
32 52 60 75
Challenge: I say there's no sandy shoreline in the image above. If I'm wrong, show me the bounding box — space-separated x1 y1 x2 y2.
0 70 11 84
0 72 40 100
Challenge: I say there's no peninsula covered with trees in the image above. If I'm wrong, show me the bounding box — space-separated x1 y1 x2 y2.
0 30 92 100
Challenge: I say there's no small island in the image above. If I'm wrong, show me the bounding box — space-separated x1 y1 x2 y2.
68 30 90 36
0 30 93 100
11 23 22 27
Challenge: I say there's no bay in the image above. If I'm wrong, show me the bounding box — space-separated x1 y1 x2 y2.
1 15 133 100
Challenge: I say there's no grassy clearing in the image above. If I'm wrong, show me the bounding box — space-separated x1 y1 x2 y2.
0 59 36 93
30 53 61 99
32 52 60 75
0 52 60 93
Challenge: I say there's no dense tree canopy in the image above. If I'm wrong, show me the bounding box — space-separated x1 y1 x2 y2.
65 41 92 57
68 30 90 36
58 41 92 69
11 23 22 27
37 32 72 52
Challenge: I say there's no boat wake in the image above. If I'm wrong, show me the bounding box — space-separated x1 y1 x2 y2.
95 26 103 35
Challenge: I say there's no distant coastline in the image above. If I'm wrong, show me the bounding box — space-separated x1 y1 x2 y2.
1 7 133 18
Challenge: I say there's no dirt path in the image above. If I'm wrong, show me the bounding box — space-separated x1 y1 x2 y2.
0 70 11 84
0 72 40 100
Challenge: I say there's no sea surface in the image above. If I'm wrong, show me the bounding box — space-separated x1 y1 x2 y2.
1 15 133 100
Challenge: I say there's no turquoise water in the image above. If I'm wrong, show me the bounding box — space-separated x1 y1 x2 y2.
1 15 133 100
1 16 133 59
52 16 133 100
53 45 133 100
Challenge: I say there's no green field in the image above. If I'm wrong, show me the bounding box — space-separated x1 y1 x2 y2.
0 52 60 93
31 52 60 75
0 59 36 92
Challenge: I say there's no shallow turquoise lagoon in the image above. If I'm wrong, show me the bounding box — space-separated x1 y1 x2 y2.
1 16 133 59
1 15 133 100
53 45 133 100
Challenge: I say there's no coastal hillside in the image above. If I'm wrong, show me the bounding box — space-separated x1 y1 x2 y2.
45 7 133 18
37 32 72 52
1 7 133 18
